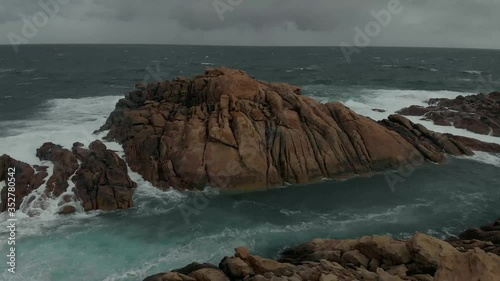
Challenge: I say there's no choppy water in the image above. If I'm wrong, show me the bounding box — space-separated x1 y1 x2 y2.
0 45 499 281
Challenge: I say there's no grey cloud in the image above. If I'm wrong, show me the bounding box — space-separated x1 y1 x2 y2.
0 0 498 49
168 0 344 32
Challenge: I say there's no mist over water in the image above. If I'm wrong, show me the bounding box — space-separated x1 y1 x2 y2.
0 45 499 280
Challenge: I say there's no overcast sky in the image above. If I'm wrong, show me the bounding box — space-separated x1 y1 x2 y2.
0 0 498 49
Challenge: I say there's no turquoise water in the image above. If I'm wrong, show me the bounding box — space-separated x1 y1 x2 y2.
1 158 499 280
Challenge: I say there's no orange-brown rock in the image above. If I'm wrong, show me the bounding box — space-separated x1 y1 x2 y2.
100 67 475 191
71 140 136 211
434 248 500 281
0 141 136 214
0 155 48 212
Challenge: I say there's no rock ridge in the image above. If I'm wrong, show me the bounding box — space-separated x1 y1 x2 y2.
99 67 481 191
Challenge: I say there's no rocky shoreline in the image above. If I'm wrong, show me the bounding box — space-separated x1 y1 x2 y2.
143 219 500 281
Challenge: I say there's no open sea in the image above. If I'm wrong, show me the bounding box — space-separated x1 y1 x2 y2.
0 45 499 281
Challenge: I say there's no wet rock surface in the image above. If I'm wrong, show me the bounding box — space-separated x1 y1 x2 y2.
0 155 48 212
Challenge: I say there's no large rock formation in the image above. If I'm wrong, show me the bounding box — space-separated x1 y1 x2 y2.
99 67 477 191
0 140 136 214
398 91 500 137
143 220 500 281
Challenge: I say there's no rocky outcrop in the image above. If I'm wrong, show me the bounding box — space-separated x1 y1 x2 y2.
0 140 136 214
36 142 80 198
379 114 474 163
143 225 500 281
398 92 500 137
0 155 48 212
99 67 477 191
71 140 137 211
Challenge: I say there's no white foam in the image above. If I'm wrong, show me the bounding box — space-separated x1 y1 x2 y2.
280 209 302 216
463 70 482 75
286 65 320 73
340 88 500 145
22 68 37 73
305 87 500 167
456 151 500 167
0 95 122 164
131 170 186 206
0 159 98 231
0 95 124 221
19 167 85 218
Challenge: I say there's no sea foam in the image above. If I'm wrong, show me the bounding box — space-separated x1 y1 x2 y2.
342 88 500 145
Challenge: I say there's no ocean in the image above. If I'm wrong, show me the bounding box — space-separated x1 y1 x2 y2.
0 45 499 281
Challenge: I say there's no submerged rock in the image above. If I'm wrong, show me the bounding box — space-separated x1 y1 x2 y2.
99 67 477 191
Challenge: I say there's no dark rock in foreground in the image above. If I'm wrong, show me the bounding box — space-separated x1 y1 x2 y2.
143 219 500 281
0 140 136 214
99 67 479 191
398 92 500 137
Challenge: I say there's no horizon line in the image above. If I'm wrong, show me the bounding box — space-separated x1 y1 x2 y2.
0 43 499 51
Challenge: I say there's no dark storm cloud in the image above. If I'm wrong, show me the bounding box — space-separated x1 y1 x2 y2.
168 0 344 31
0 0 498 49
